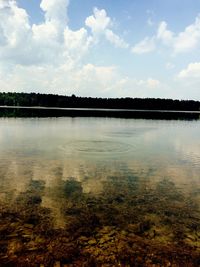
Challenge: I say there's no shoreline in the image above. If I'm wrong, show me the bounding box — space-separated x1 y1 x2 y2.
1 105 200 113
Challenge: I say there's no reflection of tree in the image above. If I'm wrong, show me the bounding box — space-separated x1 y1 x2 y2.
0 159 33 203
80 172 200 248
16 179 45 206
1 156 200 266
2 156 200 244
63 179 83 198
1 107 199 120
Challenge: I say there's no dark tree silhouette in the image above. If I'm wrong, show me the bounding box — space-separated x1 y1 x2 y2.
0 92 199 111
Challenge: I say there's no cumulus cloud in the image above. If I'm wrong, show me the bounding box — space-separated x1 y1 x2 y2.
0 0 163 98
110 76 164 99
63 27 93 63
105 29 129 48
131 37 155 54
0 62 118 96
157 21 174 46
85 7 129 48
0 59 164 98
132 14 200 55
146 78 160 88
178 62 200 79
85 8 111 34
173 15 200 53
40 0 69 24
0 0 31 55
0 0 93 67
0 2 128 68
174 63 200 99
158 15 200 53
137 78 160 89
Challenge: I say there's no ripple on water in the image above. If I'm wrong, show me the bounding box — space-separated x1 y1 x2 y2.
106 127 156 138
59 140 132 154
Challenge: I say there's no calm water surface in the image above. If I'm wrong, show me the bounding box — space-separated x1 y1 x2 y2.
0 117 200 266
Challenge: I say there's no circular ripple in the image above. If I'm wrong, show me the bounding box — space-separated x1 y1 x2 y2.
60 140 132 154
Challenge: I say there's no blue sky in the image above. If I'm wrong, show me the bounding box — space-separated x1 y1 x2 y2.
0 0 200 100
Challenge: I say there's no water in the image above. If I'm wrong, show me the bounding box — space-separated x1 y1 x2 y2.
0 117 200 266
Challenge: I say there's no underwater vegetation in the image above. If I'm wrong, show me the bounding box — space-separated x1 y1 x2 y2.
0 176 200 267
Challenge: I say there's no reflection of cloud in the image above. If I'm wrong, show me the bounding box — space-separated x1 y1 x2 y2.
41 195 66 229
175 140 200 165
1 135 200 198
164 166 199 190
4 160 31 197
1 118 200 231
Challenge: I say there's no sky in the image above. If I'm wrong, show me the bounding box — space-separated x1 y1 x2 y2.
0 0 200 100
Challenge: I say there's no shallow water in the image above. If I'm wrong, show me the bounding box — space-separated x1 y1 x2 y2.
0 117 200 266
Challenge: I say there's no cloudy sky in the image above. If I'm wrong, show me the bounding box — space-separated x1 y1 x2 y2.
0 0 200 100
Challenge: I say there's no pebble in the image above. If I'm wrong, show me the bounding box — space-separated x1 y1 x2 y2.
54 261 61 267
88 239 97 245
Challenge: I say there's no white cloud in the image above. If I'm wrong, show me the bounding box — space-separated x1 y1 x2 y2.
0 62 118 96
0 0 93 66
0 2 128 69
157 15 200 53
131 37 155 54
178 62 200 79
40 0 69 24
32 22 59 42
0 59 164 98
85 7 129 48
85 7 111 34
146 78 160 88
174 15 200 53
137 78 160 89
0 0 8 8
157 16 200 53
74 64 117 94
157 21 174 46
0 0 30 48
110 76 165 99
0 0 186 99
133 14 200 56
0 1 135 97
105 29 129 48
173 62 200 99
63 27 93 64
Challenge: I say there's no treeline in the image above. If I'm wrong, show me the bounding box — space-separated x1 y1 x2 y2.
0 92 199 111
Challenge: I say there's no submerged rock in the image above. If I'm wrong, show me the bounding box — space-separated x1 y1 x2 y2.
27 195 42 205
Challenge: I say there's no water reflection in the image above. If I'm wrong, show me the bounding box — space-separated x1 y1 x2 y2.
0 118 200 266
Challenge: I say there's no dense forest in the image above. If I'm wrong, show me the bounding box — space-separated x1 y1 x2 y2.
0 92 199 111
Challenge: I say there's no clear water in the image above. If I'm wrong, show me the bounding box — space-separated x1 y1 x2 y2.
0 117 200 266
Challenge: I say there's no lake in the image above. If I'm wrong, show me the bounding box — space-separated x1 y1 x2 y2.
0 116 200 266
